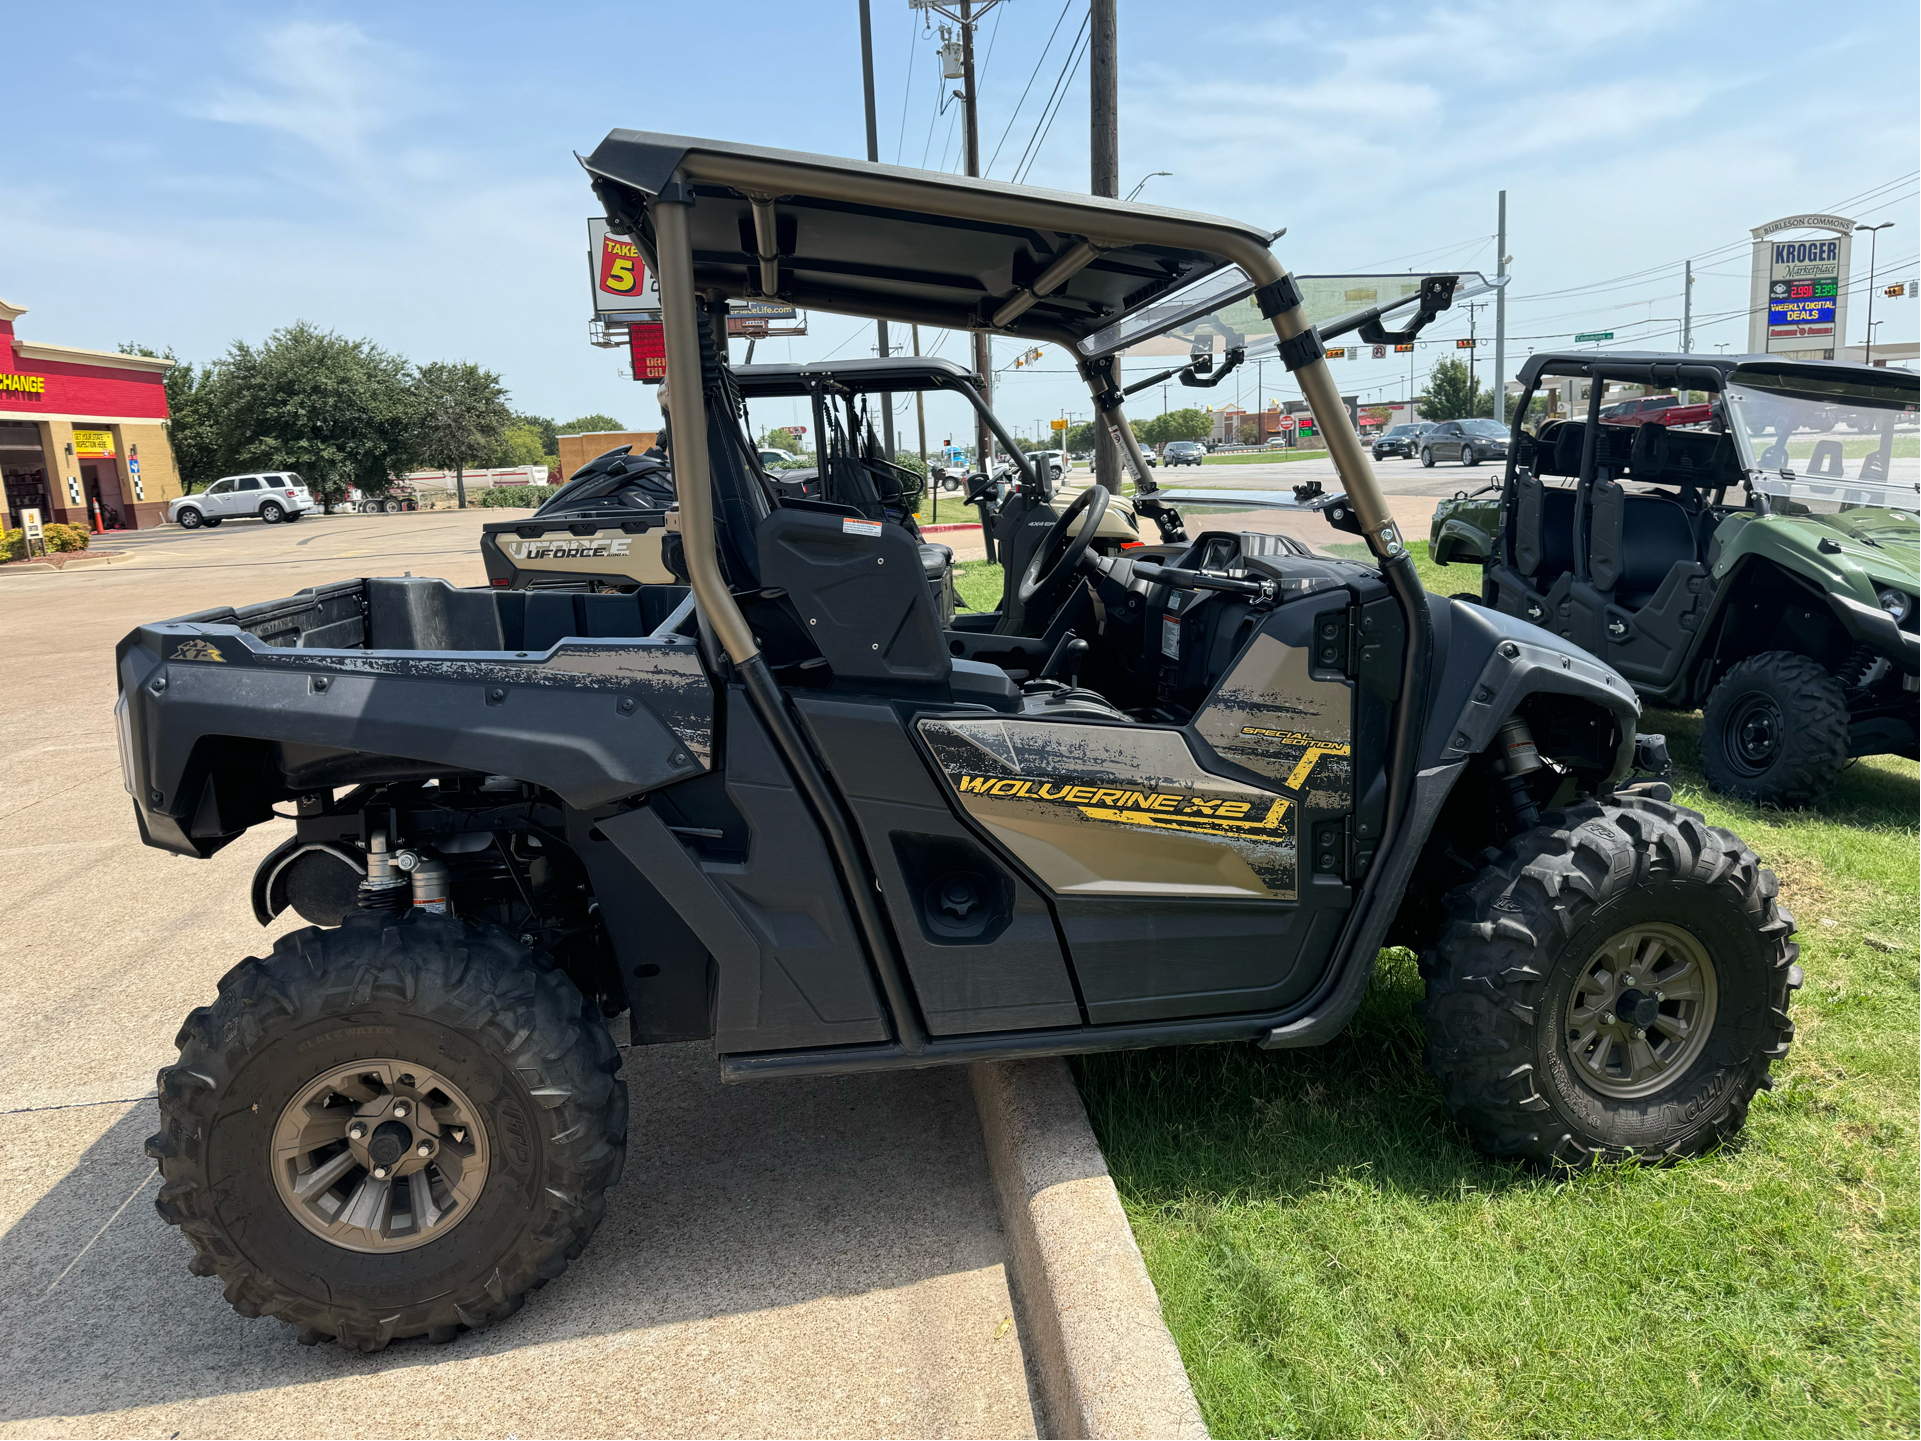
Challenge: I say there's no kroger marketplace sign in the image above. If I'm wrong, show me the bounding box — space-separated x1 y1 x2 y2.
1748 214 1854 357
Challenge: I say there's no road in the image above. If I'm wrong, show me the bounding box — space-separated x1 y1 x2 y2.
0 509 1038 1440
929 452 1484 560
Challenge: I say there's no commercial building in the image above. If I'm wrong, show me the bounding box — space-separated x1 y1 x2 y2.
0 300 181 531
558 429 658 482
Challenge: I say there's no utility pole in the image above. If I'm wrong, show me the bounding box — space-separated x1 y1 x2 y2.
1492 189 1507 424
1859 221 1895 367
858 0 896 460
959 0 992 471
1682 259 1694 353
1090 0 1120 490
1464 300 1485 413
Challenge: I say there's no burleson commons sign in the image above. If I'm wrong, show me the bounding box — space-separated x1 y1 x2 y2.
1748 214 1855 358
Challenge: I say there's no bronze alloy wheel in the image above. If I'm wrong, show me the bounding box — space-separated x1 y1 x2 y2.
272 1058 490 1254
1563 922 1719 1100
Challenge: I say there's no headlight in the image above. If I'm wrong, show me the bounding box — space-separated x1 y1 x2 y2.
1877 588 1912 622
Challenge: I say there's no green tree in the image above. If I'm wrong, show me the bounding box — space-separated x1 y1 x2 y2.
122 343 225 492
415 361 512 508
557 413 625 435
1063 420 1099 453
1418 357 1495 421
497 423 548 467
1137 407 1210 447
213 323 419 511
758 427 802 455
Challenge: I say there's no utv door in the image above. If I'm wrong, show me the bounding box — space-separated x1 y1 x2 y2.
914 583 1399 1025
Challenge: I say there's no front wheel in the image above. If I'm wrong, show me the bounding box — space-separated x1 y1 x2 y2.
1421 448 1435 468
176 508 204 530
1701 651 1849 807
1421 796 1799 1167
148 913 626 1351
1461 445 1478 466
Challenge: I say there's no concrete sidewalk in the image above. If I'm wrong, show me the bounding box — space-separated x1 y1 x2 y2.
0 512 1040 1439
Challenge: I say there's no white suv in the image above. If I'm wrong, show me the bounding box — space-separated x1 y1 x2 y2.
171 473 315 529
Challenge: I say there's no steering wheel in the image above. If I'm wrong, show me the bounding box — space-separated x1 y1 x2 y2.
1019 484 1109 605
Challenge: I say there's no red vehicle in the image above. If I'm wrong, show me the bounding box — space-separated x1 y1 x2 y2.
1597 394 1712 427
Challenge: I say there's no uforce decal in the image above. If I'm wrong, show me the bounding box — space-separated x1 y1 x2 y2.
507 537 634 561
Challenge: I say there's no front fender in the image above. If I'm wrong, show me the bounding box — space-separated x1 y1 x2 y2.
1422 598 1641 779
1428 517 1491 567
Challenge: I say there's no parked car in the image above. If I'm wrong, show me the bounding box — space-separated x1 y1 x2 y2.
757 448 795 469
169 473 314 529
1372 422 1435 460
1420 418 1510 467
1163 440 1207 466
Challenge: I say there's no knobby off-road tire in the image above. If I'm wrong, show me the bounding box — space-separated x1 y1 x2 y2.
147 912 626 1351
1420 796 1800 1167
1701 650 1850 808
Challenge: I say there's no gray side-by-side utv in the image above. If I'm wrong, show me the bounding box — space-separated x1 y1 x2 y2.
124 132 1799 1352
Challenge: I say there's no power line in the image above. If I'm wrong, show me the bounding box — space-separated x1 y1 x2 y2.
893 8 919 163
1012 14 1090 185
985 0 1074 177
1509 170 1920 304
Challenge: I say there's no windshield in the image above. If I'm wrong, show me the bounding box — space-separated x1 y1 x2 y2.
1080 270 1504 358
1725 367 1920 514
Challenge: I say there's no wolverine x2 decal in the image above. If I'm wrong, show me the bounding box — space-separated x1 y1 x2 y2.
953 773 1289 840
919 717 1300 900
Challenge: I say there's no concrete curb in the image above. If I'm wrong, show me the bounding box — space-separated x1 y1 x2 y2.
971 1058 1207 1440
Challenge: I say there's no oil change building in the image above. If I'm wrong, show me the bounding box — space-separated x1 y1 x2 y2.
0 299 182 531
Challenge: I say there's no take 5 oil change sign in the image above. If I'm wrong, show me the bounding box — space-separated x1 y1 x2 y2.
588 218 660 320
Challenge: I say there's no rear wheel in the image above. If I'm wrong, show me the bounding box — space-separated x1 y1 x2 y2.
383 499 401 514
147 913 626 1351
1420 796 1799 1167
260 501 286 524
1701 651 1849 808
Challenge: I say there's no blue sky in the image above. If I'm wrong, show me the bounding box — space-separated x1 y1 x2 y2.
9 1 1917 448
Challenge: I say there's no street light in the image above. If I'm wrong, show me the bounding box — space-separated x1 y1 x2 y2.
1856 221 1895 368
1124 171 1171 202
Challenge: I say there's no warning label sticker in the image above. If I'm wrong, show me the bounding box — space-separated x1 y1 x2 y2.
841 517 884 537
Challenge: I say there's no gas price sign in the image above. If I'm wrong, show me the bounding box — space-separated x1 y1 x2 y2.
1768 238 1841 340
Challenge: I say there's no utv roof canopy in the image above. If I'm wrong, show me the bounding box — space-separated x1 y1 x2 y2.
581 130 1280 349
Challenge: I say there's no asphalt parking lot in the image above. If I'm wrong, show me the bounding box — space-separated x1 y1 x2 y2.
0 509 1038 1440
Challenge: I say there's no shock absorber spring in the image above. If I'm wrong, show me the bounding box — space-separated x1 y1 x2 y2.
1495 715 1544 832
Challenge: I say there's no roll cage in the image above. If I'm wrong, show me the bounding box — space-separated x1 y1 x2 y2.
579 129 1436 1065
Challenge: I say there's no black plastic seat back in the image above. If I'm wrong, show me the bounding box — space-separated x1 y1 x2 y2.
1514 476 1577 581
1590 482 1698 603
757 506 949 683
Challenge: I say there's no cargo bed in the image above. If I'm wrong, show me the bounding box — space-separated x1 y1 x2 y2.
116 577 713 857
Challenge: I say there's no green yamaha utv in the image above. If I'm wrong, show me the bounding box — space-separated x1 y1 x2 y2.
1429 352 1919 806
124 135 1798 1352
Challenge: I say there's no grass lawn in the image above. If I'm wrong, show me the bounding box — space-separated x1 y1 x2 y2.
1201 449 1332 466
1062 541 1919 1437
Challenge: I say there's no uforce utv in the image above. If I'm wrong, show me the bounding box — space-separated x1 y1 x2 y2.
122 134 1800 1351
